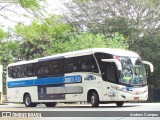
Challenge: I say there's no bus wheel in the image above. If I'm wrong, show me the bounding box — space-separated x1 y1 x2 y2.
90 92 99 107
116 101 124 107
24 94 37 107
45 102 57 107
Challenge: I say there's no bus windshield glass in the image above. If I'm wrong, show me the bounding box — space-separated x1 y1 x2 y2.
118 56 147 86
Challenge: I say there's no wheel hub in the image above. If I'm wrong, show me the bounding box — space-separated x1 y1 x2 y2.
26 97 31 106
91 96 95 104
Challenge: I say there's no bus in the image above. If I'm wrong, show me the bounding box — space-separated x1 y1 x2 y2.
7 48 153 107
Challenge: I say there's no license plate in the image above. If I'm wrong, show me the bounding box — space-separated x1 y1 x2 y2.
134 97 139 100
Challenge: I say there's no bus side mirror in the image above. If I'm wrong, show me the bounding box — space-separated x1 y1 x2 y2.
101 59 122 71
142 61 154 73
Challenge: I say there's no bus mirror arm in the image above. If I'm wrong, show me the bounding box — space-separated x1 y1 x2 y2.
142 61 154 73
101 59 122 71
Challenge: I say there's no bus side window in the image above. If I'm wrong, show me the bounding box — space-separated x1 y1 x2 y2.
80 55 98 73
8 66 13 78
25 64 35 77
94 53 118 83
16 65 24 78
64 57 79 73
106 63 116 83
50 64 61 75
99 62 117 83
37 62 46 76
49 59 64 76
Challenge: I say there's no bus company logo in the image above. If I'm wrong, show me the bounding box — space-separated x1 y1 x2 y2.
84 75 96 80
2 112 11 117
108 91 116 97
122 87 133 91
2 112 42 117
64 75 82 83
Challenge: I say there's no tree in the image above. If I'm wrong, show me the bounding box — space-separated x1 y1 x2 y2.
0 0 46 23
134 28 160 88
106 32 128 50
61 0 160 48
15 15 128 60
0 29 19 94
15 15 72 60
0 29 6 39
61 0 160 87
0 14 128 94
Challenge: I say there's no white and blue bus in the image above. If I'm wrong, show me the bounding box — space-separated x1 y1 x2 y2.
7 48 153 107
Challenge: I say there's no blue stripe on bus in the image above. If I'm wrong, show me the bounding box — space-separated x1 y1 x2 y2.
7 75 82 88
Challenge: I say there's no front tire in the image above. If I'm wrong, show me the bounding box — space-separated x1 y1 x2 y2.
24 94 37 107
90 92 99 107
116 101 124 107
45 102 57 107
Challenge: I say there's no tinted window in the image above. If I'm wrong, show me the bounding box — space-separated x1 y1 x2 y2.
64 57 79 73
95 53 118 83
8 59 64 78
37 59 64 77
80 55 98 73
8 55 99 78
37 62 50 76
8 63 37 78
64 55 99 73
49 59 64 75
95 53 113 62
106 63 117 83
8 67 12 78
26 63 37 77
8 66 16 78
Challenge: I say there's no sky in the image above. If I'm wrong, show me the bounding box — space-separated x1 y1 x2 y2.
0 0 66 30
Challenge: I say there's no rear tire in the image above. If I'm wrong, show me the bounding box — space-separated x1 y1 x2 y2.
116 101 124 107
24 94 37 107
90 92 99 107
45 102 57 107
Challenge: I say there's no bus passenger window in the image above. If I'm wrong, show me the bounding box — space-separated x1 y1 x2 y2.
51 65 61 74
80 55 98 73
81 62 89 71
48 59 64 76
25 64 36 77
64 57 79 73
8 67 13 78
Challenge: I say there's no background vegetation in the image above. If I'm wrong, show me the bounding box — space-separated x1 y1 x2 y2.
0 0 160 94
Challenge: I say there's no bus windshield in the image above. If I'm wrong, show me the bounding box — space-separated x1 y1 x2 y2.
118 56 147 86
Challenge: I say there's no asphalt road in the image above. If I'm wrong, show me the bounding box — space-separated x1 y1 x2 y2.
0 103 160 120
0 102 160 111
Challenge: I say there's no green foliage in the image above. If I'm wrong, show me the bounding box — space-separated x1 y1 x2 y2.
62 0 160 48
0 29 6 40
54 32 106 53
15 15 72 60
73 0 91 3
106 32 128 50
0 38 19 94
15 15 128 60
131 28 160 88
18 0 45 10
61 0 160 88
0 14 129 94
0 0 46 25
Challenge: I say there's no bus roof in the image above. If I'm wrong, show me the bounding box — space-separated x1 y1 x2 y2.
92 48 139 57
8 48 139 66
37 48 139 59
